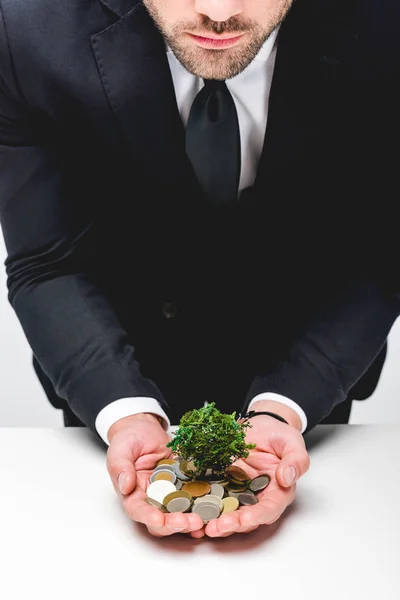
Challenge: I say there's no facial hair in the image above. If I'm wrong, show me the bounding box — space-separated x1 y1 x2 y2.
144 0 293 80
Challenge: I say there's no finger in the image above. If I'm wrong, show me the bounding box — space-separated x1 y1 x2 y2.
205 523 260 538
204 483 295 537
148 524 201 538
205 494 272 537
123 484 166 527
164 511 204 533
276 450 310 488
219 520 260 535
238 502 280 527
272 435 310 488
189 528 206 539
147 513 204 537
147 524 190 537
238 485 296 528
125 490 204 532
125 496 166 528
107 432 140 495
205 511 242 537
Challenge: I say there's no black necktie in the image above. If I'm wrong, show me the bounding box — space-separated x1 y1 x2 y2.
185 79 241 205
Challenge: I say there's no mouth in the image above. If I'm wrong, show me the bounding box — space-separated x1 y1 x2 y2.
186 32 246 49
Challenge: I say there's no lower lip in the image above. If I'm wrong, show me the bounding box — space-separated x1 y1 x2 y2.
187 33 245 49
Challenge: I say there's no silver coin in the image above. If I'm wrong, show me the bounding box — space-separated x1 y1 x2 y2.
192 502 221 523
238 493 259 506
210 484 225 499
192 500 222 515
228 491 241 499
166 497 192 513
146 480 177 504
203 494 223 511
249 475 271 493
175 479 183 491
145 497 168 513
194 494 223 511
171 462 191 481
150 469 177 484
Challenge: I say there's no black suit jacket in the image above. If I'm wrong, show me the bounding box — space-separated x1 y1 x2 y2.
1 0 399 433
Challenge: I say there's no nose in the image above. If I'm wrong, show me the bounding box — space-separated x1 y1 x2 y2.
194 0 244 22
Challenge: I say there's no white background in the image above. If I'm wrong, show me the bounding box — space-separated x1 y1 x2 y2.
1 238 399 427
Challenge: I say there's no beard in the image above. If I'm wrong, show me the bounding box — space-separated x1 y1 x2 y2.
143 1 293 80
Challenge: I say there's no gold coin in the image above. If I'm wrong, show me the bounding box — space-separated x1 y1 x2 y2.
156 459 176 466
180 460 197 476
222 497 239 513
182 481 211 498
163 490 193 507
154 472 174 482
225 466 251 483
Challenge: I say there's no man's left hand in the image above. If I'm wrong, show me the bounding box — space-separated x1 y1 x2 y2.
190 404 310 538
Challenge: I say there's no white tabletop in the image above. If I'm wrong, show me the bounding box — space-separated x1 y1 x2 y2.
0 425 399 600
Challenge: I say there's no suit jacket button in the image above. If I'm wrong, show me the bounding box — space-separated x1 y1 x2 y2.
162 302 178 319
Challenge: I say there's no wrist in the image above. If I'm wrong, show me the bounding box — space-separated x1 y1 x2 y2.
108 412 163 442
248 400 302 432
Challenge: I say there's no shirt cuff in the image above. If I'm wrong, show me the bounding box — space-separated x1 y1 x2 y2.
247 392 308 434
95 397 171 445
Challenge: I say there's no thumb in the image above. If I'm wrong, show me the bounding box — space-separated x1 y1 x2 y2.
106 432 140 496
275 445 311 488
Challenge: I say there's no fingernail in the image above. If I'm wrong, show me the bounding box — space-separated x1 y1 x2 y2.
171 527 185 532
118 471 128 494
284 465 297 486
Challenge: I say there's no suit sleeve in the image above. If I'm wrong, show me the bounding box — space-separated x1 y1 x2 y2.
242 281 400 431
242 12 400 433
0 5 170 433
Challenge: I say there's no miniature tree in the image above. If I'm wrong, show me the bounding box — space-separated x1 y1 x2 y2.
166 402 256 478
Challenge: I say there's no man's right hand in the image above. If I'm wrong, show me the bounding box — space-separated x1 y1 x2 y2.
106 414 205 537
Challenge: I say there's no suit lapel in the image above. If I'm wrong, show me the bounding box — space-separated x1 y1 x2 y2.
90 0 197 191
252 1 357 198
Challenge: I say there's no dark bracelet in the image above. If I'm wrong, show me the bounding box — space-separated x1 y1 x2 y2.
239 410 289 425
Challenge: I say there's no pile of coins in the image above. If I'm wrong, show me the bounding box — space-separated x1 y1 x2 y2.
145 458 271 524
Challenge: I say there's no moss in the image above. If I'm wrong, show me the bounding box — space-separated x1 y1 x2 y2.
166 402 256 478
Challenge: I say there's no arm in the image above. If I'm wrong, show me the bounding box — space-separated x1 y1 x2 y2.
0 6 169 434
241 281 400 432
242 12 400 433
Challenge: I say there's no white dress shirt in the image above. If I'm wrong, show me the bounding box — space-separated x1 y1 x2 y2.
95 27 308 445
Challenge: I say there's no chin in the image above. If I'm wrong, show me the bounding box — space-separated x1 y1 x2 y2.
182 49 238 80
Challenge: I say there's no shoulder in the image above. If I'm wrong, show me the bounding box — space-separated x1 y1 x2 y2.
292 0 399 33
0 0 110 54
291 0 399 70
0 0 113 101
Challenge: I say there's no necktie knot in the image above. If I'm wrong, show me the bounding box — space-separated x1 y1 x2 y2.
203 79 225 90
202 79 226 122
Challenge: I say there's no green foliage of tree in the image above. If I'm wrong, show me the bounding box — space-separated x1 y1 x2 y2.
166 402 256 478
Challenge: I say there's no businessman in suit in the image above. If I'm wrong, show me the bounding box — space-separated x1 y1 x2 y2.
0 0 399 538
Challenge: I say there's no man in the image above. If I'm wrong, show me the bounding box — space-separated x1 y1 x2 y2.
0 0 399 539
